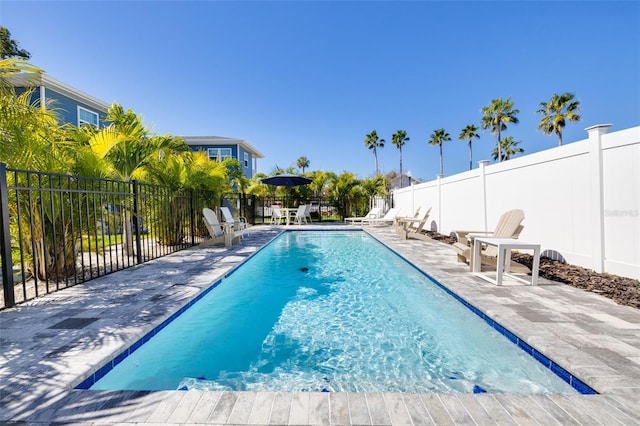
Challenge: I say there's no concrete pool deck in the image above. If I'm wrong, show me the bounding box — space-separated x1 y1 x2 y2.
1 224 639 425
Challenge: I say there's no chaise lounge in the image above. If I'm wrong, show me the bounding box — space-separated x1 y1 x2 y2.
345 207 381 225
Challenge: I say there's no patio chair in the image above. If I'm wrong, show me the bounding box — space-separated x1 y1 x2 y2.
270 205 284 225
293 205 308 225
451 209 528 272
303 204 312 223
361 207 402 226
394 206 431 239
220 206 248 238
345 207 381 225
201 208 227 246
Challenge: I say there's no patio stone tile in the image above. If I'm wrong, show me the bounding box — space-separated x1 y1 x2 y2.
492 394 539 425
207 390 237 424
347 392 370 425
529 395 580 425
473 394 518 425
165 390 204 423
227 391 257 424
268 391 291 425
454 394 495 425
247 391 276 425
187 391 222 423
144 390 186 423
329 392 349 425
382 392 411 425
402 393 432 425
365 392 391 425
307 392 330 425
437 394 474 425
289 392 310 425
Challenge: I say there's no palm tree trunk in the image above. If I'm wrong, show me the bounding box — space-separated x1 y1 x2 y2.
469 140 473 170
439 145 443 175
399 148 403 187
374 150 379 175
497 127 502 162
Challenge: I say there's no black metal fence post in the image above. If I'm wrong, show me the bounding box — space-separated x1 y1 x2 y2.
0 163 15 308
189 189 195 246
132 180 143 265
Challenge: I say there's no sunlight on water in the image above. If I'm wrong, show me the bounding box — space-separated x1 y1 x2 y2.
91 231 576 394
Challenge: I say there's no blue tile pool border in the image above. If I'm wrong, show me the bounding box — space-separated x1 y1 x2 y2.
76 229 597 395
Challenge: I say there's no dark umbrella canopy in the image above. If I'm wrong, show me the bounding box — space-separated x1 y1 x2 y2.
261 174 312 187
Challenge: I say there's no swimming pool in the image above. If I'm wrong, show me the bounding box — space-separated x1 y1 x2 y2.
87 230 585 394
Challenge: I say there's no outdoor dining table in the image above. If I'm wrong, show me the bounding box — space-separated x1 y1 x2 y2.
280 207 298 225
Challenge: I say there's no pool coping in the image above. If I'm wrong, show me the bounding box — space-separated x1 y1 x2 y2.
1 224 639 424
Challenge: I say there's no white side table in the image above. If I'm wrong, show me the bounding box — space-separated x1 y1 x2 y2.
222 223 236 247
472 237 541 286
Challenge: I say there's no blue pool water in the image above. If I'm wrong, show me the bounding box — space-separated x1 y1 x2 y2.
90 231 579 393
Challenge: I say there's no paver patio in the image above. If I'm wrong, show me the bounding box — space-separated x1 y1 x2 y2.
1 224 639 424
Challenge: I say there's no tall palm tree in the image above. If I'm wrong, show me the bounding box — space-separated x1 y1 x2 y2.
364 130 385 175
537 92 581 146
458 124 480 170
296 156 310 173
481 97 519 162
491 136 524 161
428 128 451 176
391 130 409 187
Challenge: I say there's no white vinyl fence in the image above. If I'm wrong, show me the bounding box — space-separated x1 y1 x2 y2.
393 124 640 279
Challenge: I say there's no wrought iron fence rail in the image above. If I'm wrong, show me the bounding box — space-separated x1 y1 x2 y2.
0 163 213 309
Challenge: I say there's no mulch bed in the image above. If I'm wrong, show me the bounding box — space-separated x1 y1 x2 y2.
424 231 640 310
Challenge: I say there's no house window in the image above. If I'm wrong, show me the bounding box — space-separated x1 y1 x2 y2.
78 107 99 127
207 148 232 162
244 152 249 167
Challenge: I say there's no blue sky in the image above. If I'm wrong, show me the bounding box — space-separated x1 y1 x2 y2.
2 1 639 181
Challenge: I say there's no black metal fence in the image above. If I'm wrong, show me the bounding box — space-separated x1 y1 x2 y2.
0 163 217 309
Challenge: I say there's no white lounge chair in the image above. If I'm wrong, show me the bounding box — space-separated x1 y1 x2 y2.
345 207 381 225
201 207 244 246
394 206 431 239
451 209 528 272
220 206 248 237
201 208 226 246
362 208 402 226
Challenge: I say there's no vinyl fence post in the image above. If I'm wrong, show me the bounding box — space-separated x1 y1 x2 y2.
0 163 15 307
479 160 490 234
586 124 612 273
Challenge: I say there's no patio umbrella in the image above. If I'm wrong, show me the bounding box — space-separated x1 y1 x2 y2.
261 174 312 187
261 174 312 208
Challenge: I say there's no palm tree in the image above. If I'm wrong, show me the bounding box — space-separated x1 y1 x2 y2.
537 92 581 146
364 130 385 175
327 172 360 219
75 103 189 253
391 130 410 187
428 128 451 176
491 136 524 161
481 97 519 162
458 124 480 170
296 156 310 173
